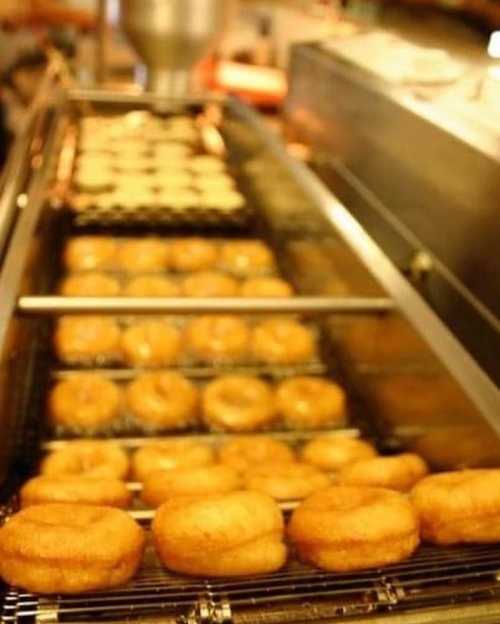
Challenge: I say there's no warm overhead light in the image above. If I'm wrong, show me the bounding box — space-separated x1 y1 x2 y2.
487 31 500 58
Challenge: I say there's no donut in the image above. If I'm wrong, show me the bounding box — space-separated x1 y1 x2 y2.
301 436 378 472
126 372 199 431
74 170 114 193
251 319 316 365
142 465 240 507
169 238 218 272
157 189 198 210
339 453 429 492
152 491 287 576
182 271 239 298
120 321 182 368
276 377 346 429
219 241 275 276
219 436 295 474
245 462 330 500
132 441 214 482
42 441 129 480
0 504 144 594
198 190 245 212
288 486 420 572
60 272 121 297
49 374 121 431
123 276 181 298
63 237 118 271
411 470 500 545
152 170 193 190
54 316 121 364
203 376 276 432
20 476 131 509
240 277 293 298
194 173 234 192
188 155 225 174
184 315 250 364
117 239 170 273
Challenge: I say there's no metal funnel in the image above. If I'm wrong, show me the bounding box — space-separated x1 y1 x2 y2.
120 0 235 99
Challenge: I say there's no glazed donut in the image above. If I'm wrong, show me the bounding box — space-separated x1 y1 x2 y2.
245 462 330 500
251 319 316 365
132 440 214 482
240 277 293 298
20 476 131 509
194 173 234 192
54 316 121 364
63 237 118 271
60 272 121 297
123 276 181 298
188 155 226 174
0 504 144 594
42 441 129 480
126 372 199 431
169 238 218 272
49 374 121 431
202 375 277 432
301 436 378 472
411 470 500 545
276 377 346 429
219 436 295 474
157 189 198 210
198 190 245 212
289 486 419 572
184 315 250 364
120 321 182 368
153 491 287 576
219 241 275 276
339 453 429 492
182 271 239 298
117 239 170 273
142 465 240 507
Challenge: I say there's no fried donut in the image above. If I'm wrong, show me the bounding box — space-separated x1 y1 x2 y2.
301 436 378 472
251 319 316 365
203 375 276 432
240 277 293 298
20 476 131 509
63 237 118 271
188 155 226 174
339 453 429 492
120 321 181 367
54 316 121 363
132 440 214 482
42 441 129 480
123 276 181 298
126 372 199 431
117 239 170 273
219 436 295 474
49 374 121 431
153 491 287 576
411 470 500 544
0 504 144 594
142 465 240 507
288 486 420 571
219 241 275 276
60 272 121 297
245 462 330 500
184 315 250 363
169 238 218 272
182 271 239 298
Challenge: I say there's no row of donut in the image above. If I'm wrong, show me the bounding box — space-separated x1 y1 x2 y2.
49 373 346 433
54 317 317 367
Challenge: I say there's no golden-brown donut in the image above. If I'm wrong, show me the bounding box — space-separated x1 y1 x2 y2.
49 374 121 431
54 316 121 363
63 237 118 271
339 453 429 492
117 239 170 273
251 319 316 365
219 436 295 474
203 376 276 432
60 272 121 297
301 436 378 472
142 465 240 507
126 372 199 431
132 440 214 482
240 277 293 298
0 504 144 594
188 155 225 174
20 476 131 509
153 491 287 576
42 441 129 480
184 315 250 364
169 238 218 272
411 470 500 545
120 321 182 368
219 241 275 276
182 271 239 297
245 462 330 500
123 276 181 297
288 486 420 571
